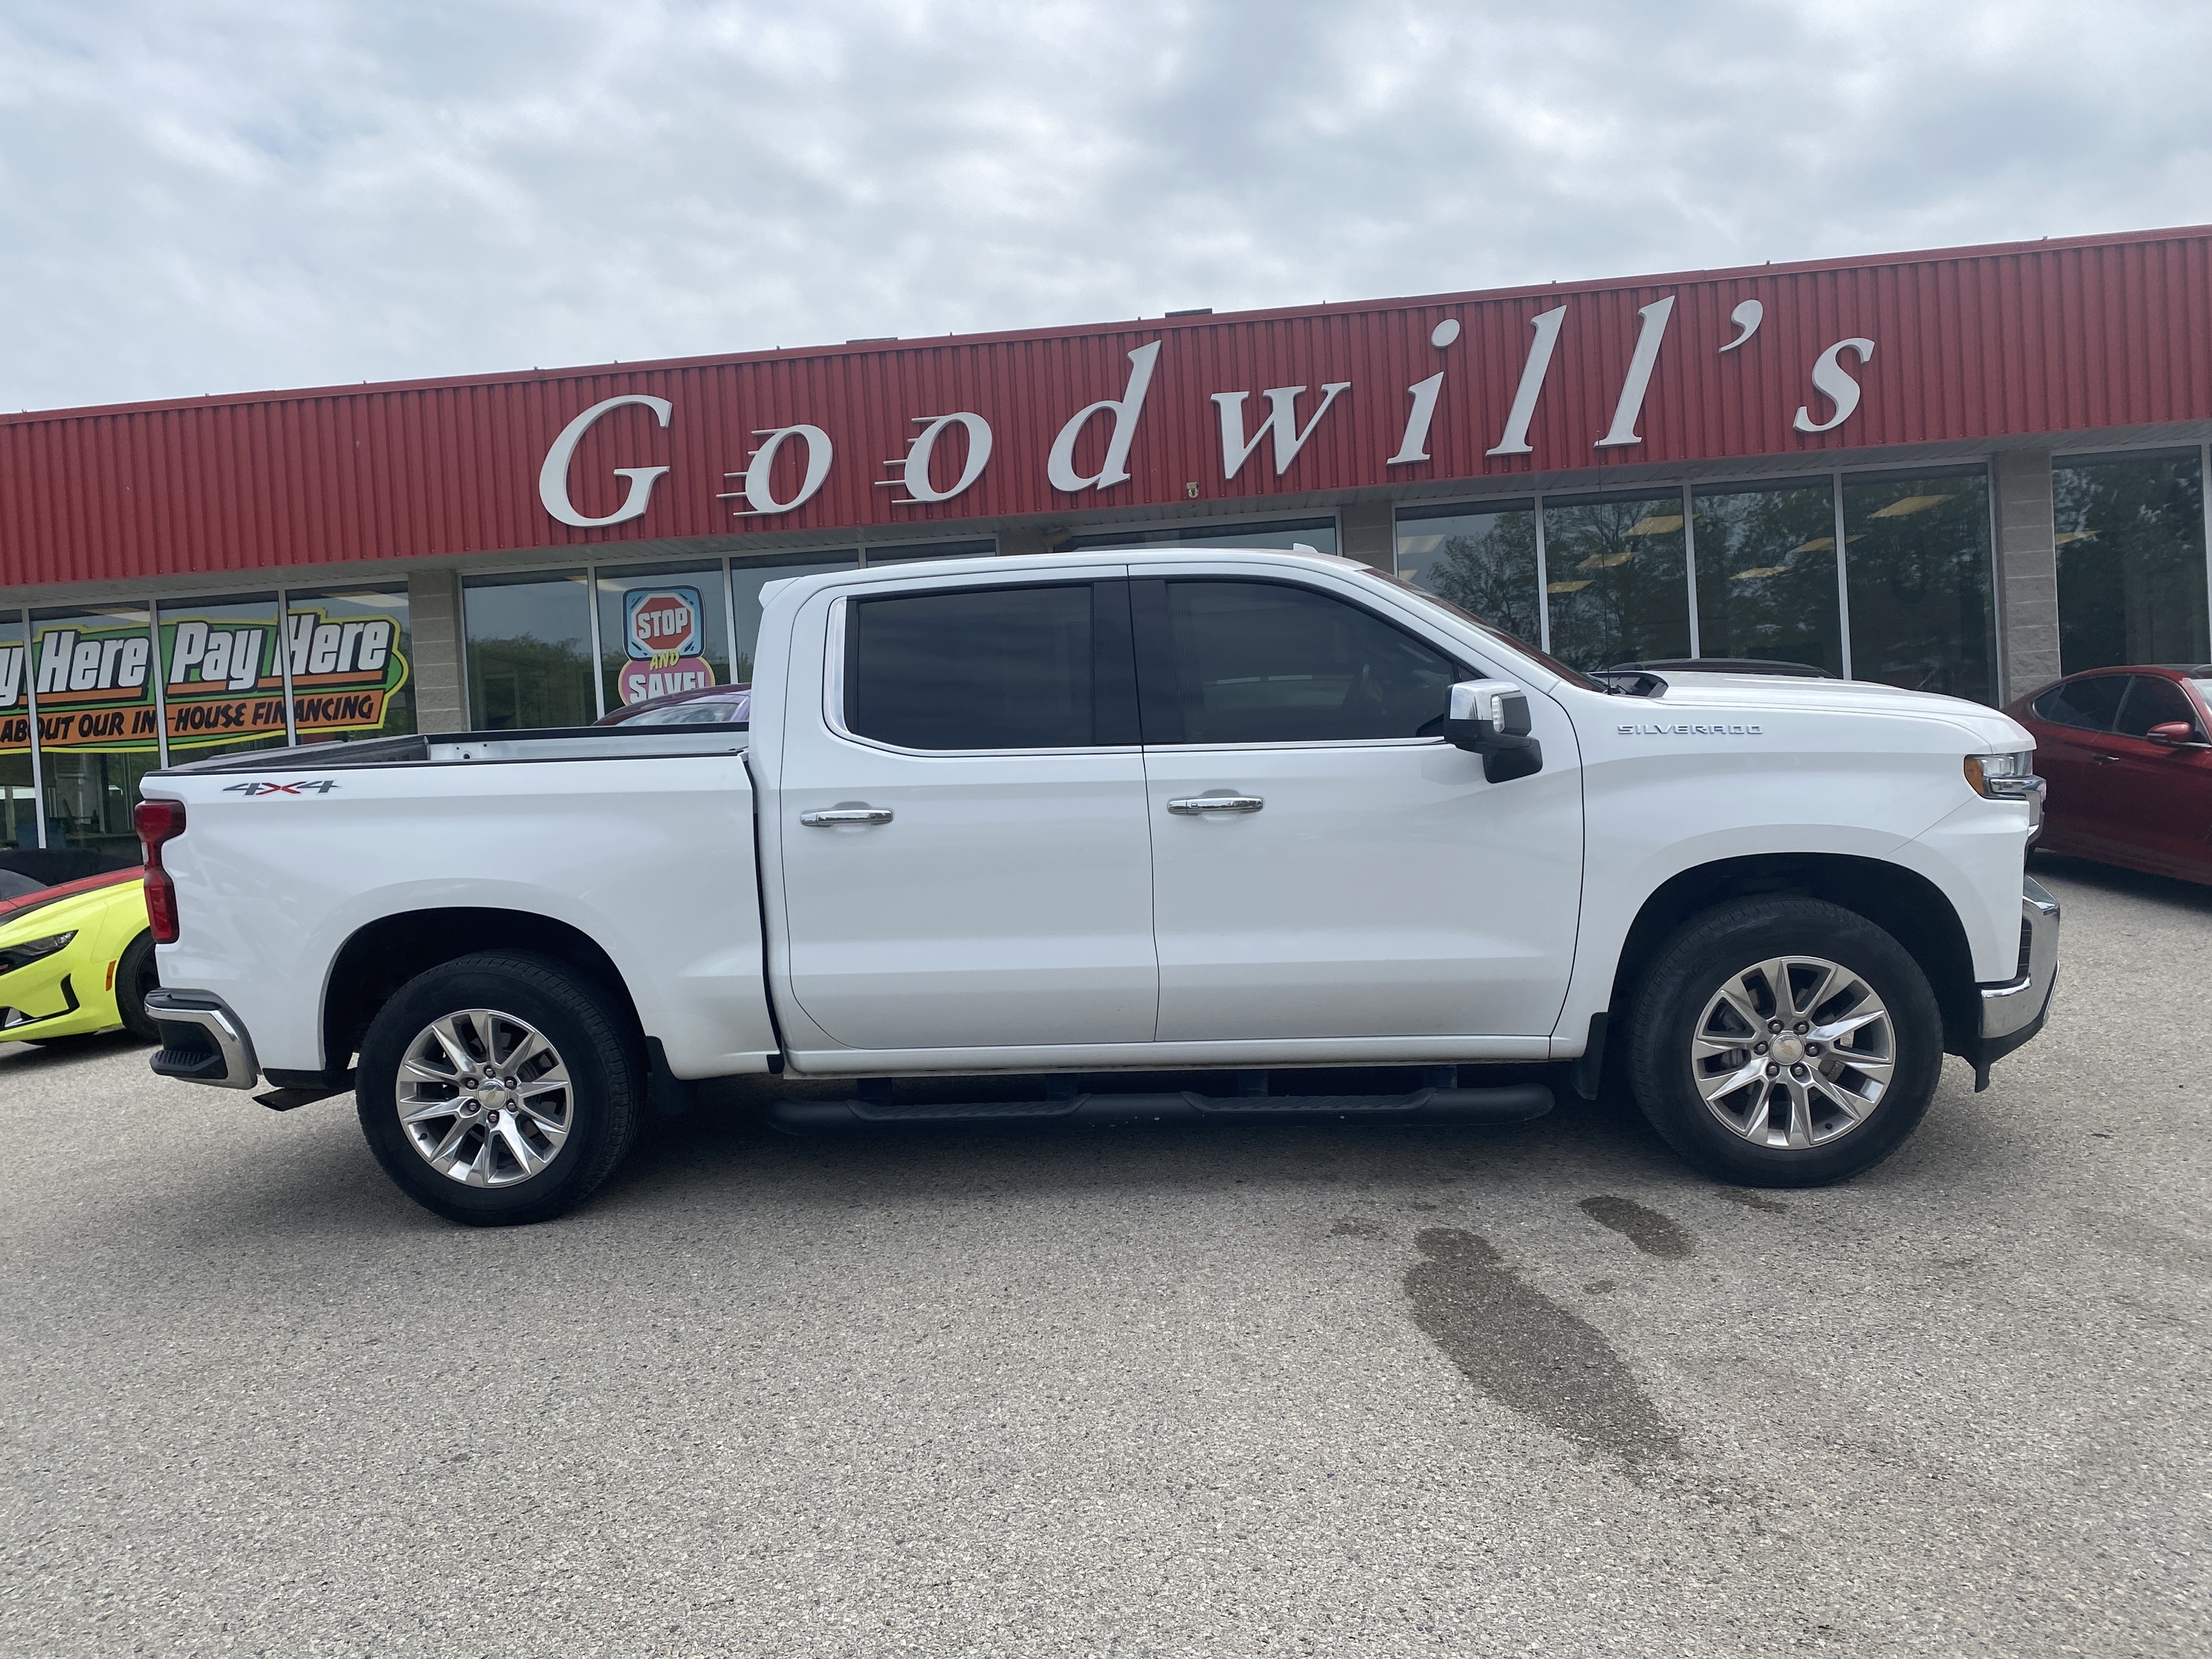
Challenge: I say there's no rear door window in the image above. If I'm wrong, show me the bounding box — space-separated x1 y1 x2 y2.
843 581 1137 750
1134 578 1465 745
2032 675 2129 732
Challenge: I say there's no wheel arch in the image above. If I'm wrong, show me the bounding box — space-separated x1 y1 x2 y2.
1610 853 1982 1058
321 908 644 1082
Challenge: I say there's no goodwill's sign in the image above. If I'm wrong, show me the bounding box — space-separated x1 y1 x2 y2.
538 291 1877 531
0 608 409 753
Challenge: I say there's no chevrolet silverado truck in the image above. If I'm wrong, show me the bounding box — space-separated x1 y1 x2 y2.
135 548 2059 1225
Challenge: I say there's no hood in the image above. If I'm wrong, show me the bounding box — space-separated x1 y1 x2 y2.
1637 671 2035 750
0 869 142 939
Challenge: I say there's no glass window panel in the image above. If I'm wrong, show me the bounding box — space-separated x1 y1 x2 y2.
2054 449 2210 673
1690 479 1844 674
847 584 1095 750
463 571 594 730
285 586 416 743
1394 501 1542 652
1155 580 1461 745
28 603 161 859
157 592 286 764
1842 468 1995 703
1056 517 1339 555
0 614 35 849
594 562 731 714
1541 492 1690 671
731 551 859 684
2031 674 2128 731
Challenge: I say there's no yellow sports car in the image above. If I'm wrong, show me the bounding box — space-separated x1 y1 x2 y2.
0 863 161 1045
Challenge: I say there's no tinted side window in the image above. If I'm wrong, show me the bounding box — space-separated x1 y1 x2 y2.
2032 674 2128 732
2114 676 2201 739
1143 580 1464 744
847 583 1118 750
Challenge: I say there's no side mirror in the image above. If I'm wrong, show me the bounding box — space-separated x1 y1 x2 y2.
2147 720 2200 747
1445 680 1543 783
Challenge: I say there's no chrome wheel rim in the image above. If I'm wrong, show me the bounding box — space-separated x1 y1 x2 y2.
1690 955 1893 1149
396 1009 572 1187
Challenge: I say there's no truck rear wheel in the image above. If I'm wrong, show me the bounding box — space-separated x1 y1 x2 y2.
356 951 642 1226
1626 898 1942 1187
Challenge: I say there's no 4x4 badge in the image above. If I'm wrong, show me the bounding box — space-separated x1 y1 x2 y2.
222 780 341 795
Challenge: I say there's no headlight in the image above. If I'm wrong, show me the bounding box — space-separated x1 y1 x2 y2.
0 932 75 975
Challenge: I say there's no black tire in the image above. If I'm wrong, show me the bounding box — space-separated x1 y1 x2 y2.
356 950 642 1226
116 932 161 1042
1626 898 1943 1187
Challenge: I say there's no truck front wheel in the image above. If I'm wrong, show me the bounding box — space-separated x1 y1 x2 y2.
1626 898 1943 1187
356 951 643 1226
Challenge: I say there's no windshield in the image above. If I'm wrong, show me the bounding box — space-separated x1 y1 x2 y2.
2192 678 2212 710
1354 566 1604 691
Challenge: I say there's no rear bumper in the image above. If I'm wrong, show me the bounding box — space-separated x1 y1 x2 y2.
144 988 259 1089
1970 876 2060 1082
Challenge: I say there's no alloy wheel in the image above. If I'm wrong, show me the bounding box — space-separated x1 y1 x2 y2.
395 1008 573 1187
1689 955 1894 1149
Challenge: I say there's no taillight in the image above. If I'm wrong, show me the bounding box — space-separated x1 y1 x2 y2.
134 798 187 943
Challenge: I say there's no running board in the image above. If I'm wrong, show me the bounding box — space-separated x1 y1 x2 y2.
767 1084 1553 1134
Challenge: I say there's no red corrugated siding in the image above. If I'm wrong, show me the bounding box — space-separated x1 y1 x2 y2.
5 227 2211 588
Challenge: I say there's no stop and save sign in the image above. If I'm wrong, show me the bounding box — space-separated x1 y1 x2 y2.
620 586 716 705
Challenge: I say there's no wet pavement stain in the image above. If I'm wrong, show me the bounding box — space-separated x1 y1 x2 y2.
1715 1187 1790 1214
1404 1227 1682 1465
1578 1194 1695 1258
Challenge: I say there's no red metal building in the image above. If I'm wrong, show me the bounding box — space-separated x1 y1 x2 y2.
2 225 2210 856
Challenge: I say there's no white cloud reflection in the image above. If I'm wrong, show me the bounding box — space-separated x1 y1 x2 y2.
1 0 2207 412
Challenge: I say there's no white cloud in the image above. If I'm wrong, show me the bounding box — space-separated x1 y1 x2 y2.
0 0 2207 412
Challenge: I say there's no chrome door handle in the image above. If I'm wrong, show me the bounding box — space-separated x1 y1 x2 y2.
1167 795 1264 815
2092 754 2119 765
800 806 894 826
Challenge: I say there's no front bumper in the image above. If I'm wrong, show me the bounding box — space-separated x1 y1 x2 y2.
144 988 260 1089
1970 876 2060 1085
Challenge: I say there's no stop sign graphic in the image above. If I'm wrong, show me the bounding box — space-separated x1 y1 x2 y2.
626 587 703 661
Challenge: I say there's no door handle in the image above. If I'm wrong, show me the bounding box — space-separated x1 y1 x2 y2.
800 806 894 826
2092 754 2119 765
1167 795 1264 815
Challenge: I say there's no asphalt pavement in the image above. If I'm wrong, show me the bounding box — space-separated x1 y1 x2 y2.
2 853 2207 1657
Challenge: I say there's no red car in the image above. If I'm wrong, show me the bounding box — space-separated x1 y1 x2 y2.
2006 664 2212 885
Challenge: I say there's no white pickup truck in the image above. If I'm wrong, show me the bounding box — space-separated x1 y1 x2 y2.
137 548 2058 1225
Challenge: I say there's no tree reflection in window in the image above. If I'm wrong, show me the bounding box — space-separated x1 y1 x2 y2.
2054 449 2209 673
1691 480 1844 674
1393 502 1541 651
1542 494 1690 671
1842 469 1995 704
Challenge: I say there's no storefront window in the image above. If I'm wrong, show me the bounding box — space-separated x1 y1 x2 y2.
1055 516 1339 555
285 586 416 743
2054 449 2210 673
730 553 858 684
1394 501 1542 651
1541 492 1690 671
0 614 35 848
595 561 732 714
1691 479 1845 674
1843 468 1995 703
861 538 997 565
463 571 594 730
157 592 286 764
30 603 161 859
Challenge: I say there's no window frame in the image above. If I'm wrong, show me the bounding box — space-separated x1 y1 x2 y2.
1128 574 1478 752
824 577 1141 757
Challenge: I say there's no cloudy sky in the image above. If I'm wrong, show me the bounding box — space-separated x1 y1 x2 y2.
2 0 2208 414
